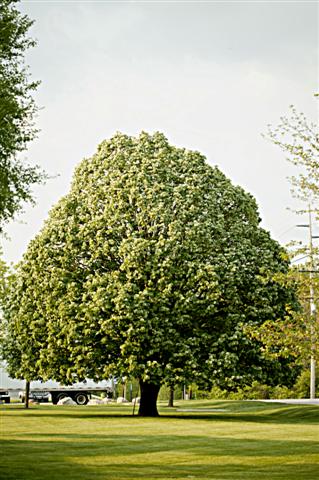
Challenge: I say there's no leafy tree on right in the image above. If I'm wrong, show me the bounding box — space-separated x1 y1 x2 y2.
254 104 319 398
264 105 319 204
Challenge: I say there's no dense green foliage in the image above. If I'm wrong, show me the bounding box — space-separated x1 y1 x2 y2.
246 263 319 366
0 248 7 296
1 133 298 410
0 0 43 229
196 371 319 400
0 254 25 379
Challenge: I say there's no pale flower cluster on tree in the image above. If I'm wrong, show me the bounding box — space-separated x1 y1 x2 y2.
1 132 297 415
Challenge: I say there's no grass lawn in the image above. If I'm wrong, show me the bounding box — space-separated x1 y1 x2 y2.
1 399 318 480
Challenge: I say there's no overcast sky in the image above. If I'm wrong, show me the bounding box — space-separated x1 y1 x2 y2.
1 0 318 263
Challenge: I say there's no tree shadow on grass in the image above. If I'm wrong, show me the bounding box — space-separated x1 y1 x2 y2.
1 436 318 480
10 408 319 425
165 408 319 425
11 433 319 457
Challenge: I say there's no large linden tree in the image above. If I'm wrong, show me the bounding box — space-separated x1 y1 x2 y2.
3 132 296 415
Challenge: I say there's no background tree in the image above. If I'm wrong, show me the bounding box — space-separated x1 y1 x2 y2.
2 132 297 416
0 261 40 408
0 0 44 230
262 104 319 397
245 259 319 366
264 105 319 206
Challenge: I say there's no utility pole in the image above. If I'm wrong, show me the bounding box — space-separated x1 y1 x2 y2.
297 205 317 399
308 207 316 400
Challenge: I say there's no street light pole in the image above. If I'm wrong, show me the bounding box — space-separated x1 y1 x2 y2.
297 205 317 399
308 207 316 400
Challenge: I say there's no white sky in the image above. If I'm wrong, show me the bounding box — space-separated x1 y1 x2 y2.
1 0 318 263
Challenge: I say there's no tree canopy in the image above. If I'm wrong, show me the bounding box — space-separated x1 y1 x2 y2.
1 132 297 415
265 105 319 206
261 104 319 398
245 260 319 364
0 0 43 230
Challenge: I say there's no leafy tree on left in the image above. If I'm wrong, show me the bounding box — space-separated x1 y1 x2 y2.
0 254 35 408
0 256 20 378
0 0 44 230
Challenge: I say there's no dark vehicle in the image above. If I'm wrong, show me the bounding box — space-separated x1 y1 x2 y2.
0 390 10 404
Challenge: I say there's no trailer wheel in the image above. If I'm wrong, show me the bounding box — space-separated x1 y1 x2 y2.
74 393 89 405
57 393 68 403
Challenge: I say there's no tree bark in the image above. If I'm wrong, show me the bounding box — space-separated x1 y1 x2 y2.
138 380 160 417
25 380 30 409
168 386 174 407
189 386 193 400
111 376 116 400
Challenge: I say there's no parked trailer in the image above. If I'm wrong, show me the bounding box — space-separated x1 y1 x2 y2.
19 386 113 405
0 364 114 405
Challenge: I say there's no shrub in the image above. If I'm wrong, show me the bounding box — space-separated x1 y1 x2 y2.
293 370 319 398
271 385 295 399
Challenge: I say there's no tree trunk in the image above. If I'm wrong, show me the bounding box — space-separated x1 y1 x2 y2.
189 386 193 400
138 380 160 417
168 386 174 407
111 376 116 400
25 380 30 409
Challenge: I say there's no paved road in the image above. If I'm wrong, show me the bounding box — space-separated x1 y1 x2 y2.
258 399 319 406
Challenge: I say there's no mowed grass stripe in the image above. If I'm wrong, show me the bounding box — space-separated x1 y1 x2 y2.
1 400 318 480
